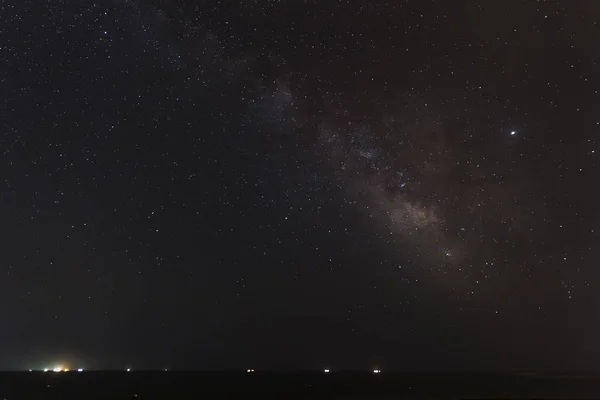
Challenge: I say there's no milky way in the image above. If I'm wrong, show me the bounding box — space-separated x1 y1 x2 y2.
255 76 549 293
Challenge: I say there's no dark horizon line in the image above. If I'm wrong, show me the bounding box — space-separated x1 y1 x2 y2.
9 369 600 376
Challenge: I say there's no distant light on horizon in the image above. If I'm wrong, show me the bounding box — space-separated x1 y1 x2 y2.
373 369 381 374
324 369 330 373
77 368 83 372
247 369 255 373
53 367 62 372
43 368 49 372
127 368 131 372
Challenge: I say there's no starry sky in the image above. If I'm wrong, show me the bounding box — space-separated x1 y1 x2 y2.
1 0 600 371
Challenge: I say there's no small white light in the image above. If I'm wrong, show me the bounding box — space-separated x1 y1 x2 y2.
247 369 254 373
127 368 131 372
43 368 49 372
28 369 32 372
510 131 516 135
324 369 330 373
53 367 62 372
373 369 381 374
164 368 168 372
77 368 83 372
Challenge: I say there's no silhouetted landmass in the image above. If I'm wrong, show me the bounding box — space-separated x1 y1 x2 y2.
3 371 600 399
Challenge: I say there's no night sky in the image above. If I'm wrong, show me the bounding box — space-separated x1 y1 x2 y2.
2 0 600 372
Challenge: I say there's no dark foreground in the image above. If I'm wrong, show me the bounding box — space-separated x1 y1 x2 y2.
3 371 600 399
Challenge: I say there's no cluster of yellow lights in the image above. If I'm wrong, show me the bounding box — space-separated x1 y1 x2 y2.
40 365 83 373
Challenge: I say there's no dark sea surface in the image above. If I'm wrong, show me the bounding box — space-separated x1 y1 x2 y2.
3 371 600 399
